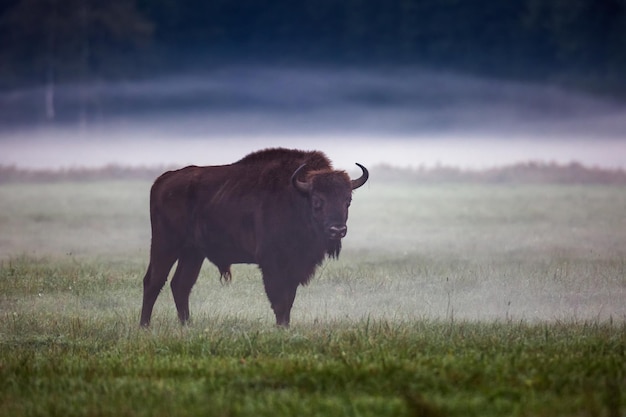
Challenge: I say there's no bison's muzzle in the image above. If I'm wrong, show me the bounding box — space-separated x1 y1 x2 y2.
328 224 347 240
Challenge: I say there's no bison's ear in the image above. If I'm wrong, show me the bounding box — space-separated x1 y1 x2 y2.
291 164 312 194
351 163 369 190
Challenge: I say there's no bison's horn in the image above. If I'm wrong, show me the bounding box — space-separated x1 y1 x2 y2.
351 163 369 189
291 164 311 194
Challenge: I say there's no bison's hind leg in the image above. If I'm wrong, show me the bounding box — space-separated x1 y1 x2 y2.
139 263 154 327
140 250 178 327
170 250 205 325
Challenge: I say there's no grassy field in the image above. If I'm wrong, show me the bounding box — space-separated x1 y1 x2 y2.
0 179 625 416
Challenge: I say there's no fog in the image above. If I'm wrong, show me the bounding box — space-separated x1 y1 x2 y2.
2 66 626 170
2 68 626 325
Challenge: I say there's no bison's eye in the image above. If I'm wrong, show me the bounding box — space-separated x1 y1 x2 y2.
312 195 324 210
346 197 352 208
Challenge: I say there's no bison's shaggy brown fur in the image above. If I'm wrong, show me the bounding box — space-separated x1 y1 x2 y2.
140 148 368 327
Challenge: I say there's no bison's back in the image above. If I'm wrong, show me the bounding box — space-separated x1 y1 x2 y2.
237 148 331 169
153 149 331 204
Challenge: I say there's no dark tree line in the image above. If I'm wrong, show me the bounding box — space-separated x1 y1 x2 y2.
0 0 152 85
133 0 626 81
0 0 152 122
1 0 625 124
2 0 625 86
137 0 626 81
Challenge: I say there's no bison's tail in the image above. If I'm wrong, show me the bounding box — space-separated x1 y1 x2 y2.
219 266 232 284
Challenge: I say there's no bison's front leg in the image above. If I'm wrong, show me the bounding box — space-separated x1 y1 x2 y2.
262 273 299 327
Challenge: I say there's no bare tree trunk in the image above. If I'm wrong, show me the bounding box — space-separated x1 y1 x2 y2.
45 71 55 121
45 73 56 122
79 0 90 128
45 0 57 122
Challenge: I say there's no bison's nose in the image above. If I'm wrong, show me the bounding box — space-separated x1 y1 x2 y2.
328 225 347 239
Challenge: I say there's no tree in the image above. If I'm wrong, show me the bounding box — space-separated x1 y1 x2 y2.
0 0 152 122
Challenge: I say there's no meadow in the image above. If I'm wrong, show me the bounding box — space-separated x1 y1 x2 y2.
0 175 625 416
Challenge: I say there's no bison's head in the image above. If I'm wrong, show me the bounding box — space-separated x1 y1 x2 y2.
291 163 368 241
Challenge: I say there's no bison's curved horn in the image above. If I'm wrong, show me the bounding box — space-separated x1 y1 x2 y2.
351 163 369 189
291 164 311 194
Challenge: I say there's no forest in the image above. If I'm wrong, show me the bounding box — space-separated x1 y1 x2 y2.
1 0 625 126
1 0 625 88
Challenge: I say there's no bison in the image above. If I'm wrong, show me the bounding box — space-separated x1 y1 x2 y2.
140 148 368 327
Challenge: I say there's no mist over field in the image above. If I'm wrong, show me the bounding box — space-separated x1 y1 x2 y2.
1 65 626 328
2 67 626 170
1 179 625 325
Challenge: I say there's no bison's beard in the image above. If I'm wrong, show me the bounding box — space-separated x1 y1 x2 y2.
326 239 342 259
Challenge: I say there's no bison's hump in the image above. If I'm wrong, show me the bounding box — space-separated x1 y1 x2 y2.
237 148 332 170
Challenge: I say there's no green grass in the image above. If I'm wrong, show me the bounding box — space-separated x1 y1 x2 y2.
1 180 625 416
1 290 624 417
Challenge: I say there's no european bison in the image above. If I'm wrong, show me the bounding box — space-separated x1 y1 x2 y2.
140 148 368 327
